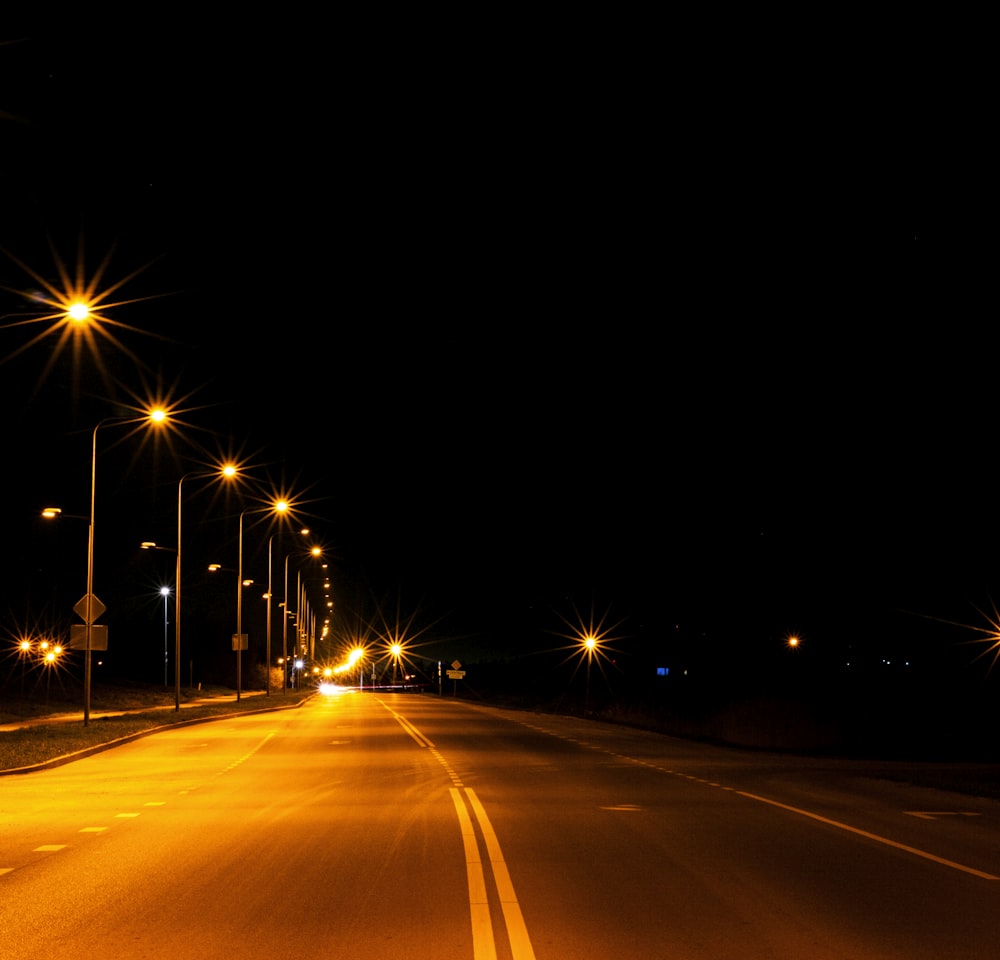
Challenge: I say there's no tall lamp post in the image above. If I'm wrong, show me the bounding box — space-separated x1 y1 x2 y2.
282 538 322 692
83 410 168 726
208 561 252 701
236 510 245 700
264 499 290 696
582 634 597 716
160 586 171 687
172 464 239 709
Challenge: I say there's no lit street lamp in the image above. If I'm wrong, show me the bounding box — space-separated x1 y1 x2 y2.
160 586 171 687
208 561 253 701
82 410 168 725
390 642 403 685
265 499 290 697
282 537 322 692
582 634 598 716
173 464 238 709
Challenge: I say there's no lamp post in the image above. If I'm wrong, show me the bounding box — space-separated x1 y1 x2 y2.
390 643 403 685
237 510 245 701
83 410 167 726
264 500 290 697
265 542 274 697
582 634 597 716
281 536 322 692
160 586 171 687
208 562 252 701
173 464 238 709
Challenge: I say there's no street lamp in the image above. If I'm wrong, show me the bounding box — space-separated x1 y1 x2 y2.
208 561 253 700
160 586 171 687
82 409 168 726
282 537 322 692
347 646 365 689
229 496 290 702
265 498 290 697
141 543 177 687
173 463 238 709
582 634 598 716
390 642 403 685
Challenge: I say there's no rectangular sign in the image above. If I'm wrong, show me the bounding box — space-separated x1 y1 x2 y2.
68 624 109 651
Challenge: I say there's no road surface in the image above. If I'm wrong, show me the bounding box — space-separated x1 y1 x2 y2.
2 690 999 959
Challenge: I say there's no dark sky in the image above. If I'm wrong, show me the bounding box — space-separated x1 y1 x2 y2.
1 23 992 677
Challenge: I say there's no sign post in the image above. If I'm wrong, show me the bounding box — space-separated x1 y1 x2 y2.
446 659 466 695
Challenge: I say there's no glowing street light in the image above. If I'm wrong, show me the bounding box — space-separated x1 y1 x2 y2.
283 537 322 692
173 462 240 709
41 640 63 702
265 497 290 697
390 642 403 685
82 408 169 725
66 302 91 322
158 586 172 686
581 634 598 716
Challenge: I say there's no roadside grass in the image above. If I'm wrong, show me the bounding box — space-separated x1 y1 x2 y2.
0 681 314 773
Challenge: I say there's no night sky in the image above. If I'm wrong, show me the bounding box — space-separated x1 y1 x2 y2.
1 23 993 692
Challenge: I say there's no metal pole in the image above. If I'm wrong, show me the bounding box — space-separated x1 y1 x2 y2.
236 512 244 701
266 536 273 696
283 555 289 693
84 424 99 727
175 476 184 710
163 589 169 687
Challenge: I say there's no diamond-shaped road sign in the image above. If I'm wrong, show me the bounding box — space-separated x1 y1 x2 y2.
73 594 106 623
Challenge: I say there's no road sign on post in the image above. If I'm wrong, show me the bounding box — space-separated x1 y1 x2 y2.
446 667 466 696
74 594 106 624
231 633 248 651
69 624 108 650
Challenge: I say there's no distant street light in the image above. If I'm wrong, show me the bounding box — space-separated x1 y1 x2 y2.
160 586 171 687
390 642 403 685
208 560 253 701
282 537 322 692
41 640 63 702
582 634 598 716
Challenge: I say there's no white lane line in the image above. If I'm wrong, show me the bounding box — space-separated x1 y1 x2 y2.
738 790 1000 881
80 827 107 833
507 712 999 884
450 788 497 960
905 811 981 820
33 845 66 852
0 869 12 876
466 789 537 960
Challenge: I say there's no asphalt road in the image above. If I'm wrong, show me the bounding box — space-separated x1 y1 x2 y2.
2 691 1000 959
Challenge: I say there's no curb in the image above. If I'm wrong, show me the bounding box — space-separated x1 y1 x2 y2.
0 695 315 776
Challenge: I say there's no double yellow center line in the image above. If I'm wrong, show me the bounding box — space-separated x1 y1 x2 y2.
380 700 536 959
